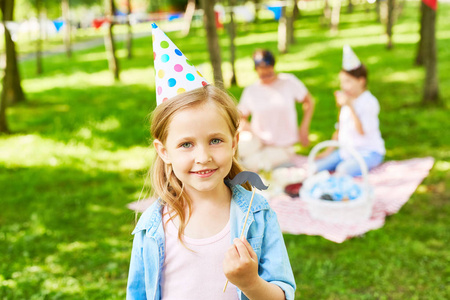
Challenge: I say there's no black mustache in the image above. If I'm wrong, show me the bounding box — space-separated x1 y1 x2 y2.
227 171 269 190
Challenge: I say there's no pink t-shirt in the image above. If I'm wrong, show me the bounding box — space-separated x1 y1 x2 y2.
238 73 308 146
161 209 238 300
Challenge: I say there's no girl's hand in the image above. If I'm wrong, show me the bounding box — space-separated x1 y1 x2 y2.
223 237 259 291
334 90 351 107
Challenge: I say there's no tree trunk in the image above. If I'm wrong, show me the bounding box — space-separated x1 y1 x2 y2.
0 86 8 133
415 1 425 66
322 0 331 27
386 0 395 49
253 0 260 23
376 0 381 22
422 3 439 104
228 0 237 86
104 0 120 81
288 0 299 45
293 0 301 20
278 6 288 53
182 0 196 36
36 0 43 75
330 0 341 33
1 0 26 106
200 0 224 89
62 0 71 57
126 0 133 59
347 0 353 13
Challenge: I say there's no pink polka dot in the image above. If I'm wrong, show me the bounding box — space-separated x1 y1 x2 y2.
157 86 162 95
174 64 183 72
153 52 156 60
202 81 207 86
162 97 168 102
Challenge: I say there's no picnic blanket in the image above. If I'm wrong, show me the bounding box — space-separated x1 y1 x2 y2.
127 157 434 243
269 156 435 243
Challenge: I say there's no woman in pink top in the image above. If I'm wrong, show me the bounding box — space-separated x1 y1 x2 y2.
238 49 315 171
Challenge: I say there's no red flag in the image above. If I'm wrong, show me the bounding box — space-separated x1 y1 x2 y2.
422 0 437 10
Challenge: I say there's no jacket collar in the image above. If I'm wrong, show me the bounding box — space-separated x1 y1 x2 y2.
131 185 270 235
231 185 270 214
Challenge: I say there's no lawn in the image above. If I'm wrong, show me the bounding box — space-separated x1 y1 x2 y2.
1 1 449 299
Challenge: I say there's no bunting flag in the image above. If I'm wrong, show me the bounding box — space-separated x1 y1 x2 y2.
92 18 107 29
53 20 64 32
422 0 437 10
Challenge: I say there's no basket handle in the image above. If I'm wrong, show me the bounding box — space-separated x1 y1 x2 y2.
307 140 369 188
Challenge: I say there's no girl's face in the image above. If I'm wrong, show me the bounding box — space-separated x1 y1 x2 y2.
339 71 366 99
154 101 237 198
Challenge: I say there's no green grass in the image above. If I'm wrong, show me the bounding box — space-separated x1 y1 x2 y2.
1 2 449 299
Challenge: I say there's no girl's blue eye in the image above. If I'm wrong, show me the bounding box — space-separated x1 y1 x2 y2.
180 142 192 148
211 138 222 145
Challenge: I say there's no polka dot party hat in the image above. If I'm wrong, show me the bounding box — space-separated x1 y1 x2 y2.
152 23 209 106
342 45 361 71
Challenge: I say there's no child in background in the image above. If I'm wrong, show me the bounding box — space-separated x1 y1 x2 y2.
314 45 385 176
126 24 295 300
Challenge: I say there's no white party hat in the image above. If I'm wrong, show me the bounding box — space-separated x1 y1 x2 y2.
152 23 208 106
342 45 361 71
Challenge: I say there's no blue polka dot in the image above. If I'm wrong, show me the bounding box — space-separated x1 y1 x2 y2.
151 23 158 29
161 54 169 63
175 49 182 56
186 73 195 81
168 78 176 87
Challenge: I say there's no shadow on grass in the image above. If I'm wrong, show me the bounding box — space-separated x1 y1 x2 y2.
0 165 138 299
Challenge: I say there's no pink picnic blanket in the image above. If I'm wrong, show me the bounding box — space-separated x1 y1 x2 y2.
127 157 434 243
270 156 435 243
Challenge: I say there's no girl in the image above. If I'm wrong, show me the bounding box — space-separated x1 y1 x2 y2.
126 85 296 299
314 45 385 176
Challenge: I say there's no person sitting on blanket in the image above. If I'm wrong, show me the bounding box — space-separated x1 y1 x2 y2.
314 45 385 176
237 49 315 171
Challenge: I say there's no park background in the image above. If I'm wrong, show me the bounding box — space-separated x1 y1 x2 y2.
0 0 449 298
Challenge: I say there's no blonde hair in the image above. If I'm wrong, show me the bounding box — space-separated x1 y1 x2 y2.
148 85 250 243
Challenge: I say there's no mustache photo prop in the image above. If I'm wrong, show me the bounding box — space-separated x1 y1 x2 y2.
223 171 268 292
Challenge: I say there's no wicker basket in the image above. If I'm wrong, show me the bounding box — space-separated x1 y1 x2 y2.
299 140 374 224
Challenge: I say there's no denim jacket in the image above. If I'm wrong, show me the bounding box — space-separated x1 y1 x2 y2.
126 185 296 299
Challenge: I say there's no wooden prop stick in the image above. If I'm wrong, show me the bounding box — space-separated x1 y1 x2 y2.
223 188 256 292
223 171 268 293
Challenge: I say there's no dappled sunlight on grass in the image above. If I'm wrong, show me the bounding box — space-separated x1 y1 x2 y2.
88 203 125 216
383 69 423 83
434 161 450 172
57 241 95 253
0 134 153 172
75 51 109 63
121 68 155 86
23 71 115 93
278 60 322 73
235 31 278 46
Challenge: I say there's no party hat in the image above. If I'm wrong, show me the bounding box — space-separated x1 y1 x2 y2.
152 23 208 106
342 45 361 71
